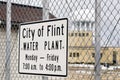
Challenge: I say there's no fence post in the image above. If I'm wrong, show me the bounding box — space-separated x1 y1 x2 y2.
6 0 11 80
42 0 49 80
95 0 101 80
42 0 49 20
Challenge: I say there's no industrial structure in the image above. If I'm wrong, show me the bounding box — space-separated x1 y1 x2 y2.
68 31 120 65
68 9 120 66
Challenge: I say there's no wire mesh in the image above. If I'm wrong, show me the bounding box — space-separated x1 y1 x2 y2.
0 0 120 80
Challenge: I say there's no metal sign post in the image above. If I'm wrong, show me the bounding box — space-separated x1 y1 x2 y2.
6 0 11 80
95 0 101 80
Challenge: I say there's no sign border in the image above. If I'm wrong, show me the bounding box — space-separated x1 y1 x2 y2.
18 18 68 77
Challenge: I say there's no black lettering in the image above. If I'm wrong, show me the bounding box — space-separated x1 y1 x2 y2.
28 28 31 38
38 26 44 37
56 40 58 49
47 25 51 36
23 42 38 51
25 54 38 62
44 41 47 50
45 64 61 72
23 63 30 70
47 24 65 36
44 40 63 50
52 41 54 50
52 25 54 36
22 28 35 40
61 24 64 35
31 64 37 70
22 28 26 38
23 42 27 50
60 40 62 49
38 29 42 37
42 26 44 36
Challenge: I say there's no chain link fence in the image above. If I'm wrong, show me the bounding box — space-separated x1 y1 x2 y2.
0 0 120 80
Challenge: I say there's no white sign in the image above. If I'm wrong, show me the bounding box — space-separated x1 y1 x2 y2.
19 18 68 77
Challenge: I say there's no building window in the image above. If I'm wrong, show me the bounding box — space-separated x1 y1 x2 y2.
113 51 117 64
69 52 72 57
100 53 103 58
73 53 76 57
113 51 118 54
77 53 79 57
71 33 74 36
75 33 77 36
82 33 85 36
86 33 89 36
92 53 95 58
79 33 81 37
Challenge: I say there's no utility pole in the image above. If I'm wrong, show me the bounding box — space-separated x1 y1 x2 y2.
6 0 11 80
95 0 101 80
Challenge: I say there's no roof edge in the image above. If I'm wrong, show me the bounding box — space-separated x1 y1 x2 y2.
0 1 43 9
